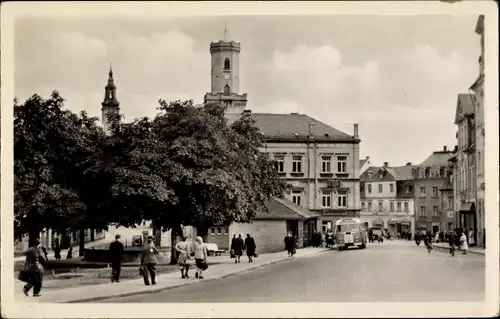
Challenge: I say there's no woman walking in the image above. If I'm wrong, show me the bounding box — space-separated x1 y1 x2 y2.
194 236 208 279
284 232 296 257
460 231 469 254
231 234 244 263
175 236 192 279
244 234 256 263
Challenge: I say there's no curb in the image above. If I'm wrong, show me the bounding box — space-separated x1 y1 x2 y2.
432 244 485 256
65 249 329 303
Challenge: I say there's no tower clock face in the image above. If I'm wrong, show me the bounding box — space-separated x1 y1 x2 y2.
224 74 231 80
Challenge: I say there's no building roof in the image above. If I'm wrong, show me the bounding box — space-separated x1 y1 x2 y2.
255 197 319 220
247 113 356 142
454 94 475 125
359 158 369 168
419 151 454 167
361 165 415 182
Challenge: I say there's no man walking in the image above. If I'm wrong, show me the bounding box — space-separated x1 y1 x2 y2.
141 236 158 285
244 233 256 263
22 238 45 297
109 234 124 282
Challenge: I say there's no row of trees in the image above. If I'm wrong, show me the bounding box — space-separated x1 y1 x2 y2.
14 91 285 258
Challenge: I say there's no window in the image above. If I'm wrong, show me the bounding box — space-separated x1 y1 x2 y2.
108 91 112 99
390 202 395 212
224 85 230 95
378 184 383 193
432 206 439 217
368 202 372 211
419 169 425 178
337 156 347 173
397 202 402 212
210 228 215 235
217 227 222 235
432 187 439 198
321 190 332 208
419 187 426 196
389 184 394 193
292 191 302 206
292 156 302 173
274 156 284 172
419 206 426 217
337 192 347 208
321 156 331 172
224 228 229 235
367 184 372 193
224 58 231 70
361 202 366 210
404 202 409 212
448 196 454 209
378 201 383 211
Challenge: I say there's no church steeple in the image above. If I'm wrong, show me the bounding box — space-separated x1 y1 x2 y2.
101 63 120 134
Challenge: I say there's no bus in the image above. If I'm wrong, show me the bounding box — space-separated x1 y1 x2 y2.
335 218 368 250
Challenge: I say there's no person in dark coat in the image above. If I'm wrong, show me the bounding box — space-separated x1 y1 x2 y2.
109 234 124 282
231 234 244 263
244 234 256 263
66 246 73 259
22 238 45 297
53 241 61 260
140 236 158 285
284 232 296 257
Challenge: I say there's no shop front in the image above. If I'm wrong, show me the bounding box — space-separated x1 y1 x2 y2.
388 218 414 238
321 210 356 232
458 202 477 246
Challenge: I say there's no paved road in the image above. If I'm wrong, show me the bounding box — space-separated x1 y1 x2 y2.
100 240 485 303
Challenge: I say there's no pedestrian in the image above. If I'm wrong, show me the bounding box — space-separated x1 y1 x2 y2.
21 238 45 297
448 231 455 257
326 230 334 248
244 233 256 263
53 241 61 260
468 228 475 246
41 246 48 260
140 236 158 285
231 234 244 263
460 231 468 254
66 246 73 259
175 235 192 278
427 234 433 254
109 234 124 283
284 232 296 257
194 236 208 279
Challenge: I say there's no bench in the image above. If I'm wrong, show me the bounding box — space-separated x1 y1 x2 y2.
205 243 225 256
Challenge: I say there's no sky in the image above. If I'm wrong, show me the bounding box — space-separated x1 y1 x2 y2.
14 15 480 166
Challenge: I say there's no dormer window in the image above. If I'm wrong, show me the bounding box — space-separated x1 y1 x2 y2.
224 58 231 70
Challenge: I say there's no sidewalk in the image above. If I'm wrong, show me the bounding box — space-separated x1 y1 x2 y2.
15 247 330 303
433 243 485 255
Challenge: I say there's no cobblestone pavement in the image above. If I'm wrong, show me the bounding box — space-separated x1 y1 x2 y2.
101 240 485 303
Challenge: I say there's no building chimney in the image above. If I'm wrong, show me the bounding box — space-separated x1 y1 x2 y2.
384 162 388 168
353 123 359 138
406 162 412 166
308 123 315 137
443 146 447 152
453 145 458 152
366 156 370 161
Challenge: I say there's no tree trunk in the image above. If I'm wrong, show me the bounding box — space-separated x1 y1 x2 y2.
79 228 85 257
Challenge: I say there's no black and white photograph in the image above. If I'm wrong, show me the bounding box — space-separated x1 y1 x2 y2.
1 1 498 318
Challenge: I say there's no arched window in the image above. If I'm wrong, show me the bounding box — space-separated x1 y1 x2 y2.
224 58 231 70
224 85 230 95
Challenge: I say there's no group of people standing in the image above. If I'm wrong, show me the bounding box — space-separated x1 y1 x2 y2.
230 233 257 263
310 230 335 248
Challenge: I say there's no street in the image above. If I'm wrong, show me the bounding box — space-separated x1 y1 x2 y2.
99 240 485 303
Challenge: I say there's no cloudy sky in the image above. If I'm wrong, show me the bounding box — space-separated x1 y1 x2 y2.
14 15 480 166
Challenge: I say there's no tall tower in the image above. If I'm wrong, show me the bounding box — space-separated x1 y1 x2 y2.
204 29 247 114
101 64 120 135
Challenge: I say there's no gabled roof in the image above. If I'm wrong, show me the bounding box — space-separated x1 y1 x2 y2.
248 113 356 142
361 165 415 182
359 158 369 168
454 94 475 125
255 197 319 221
419 151 453 168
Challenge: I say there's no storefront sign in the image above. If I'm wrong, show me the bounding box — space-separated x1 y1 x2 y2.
322 211 352 217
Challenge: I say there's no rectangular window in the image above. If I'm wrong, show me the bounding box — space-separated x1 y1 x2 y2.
448 196 454 209
337 156 347 173
321 156 331 173
292 156 302 173
389 184 394 193
368 202 372 211
275 156 285 172
361 202 366 210
224 228 229 235
420 187 426 195
217 227 222 235
210 228 215 235
397 202 402 212
378 201 383 211
378 184 383 193
419 170 425 178
432 206 439 217
432 187 439 198
367 184 372 193
404 202 409 212
390 202 395 212
292 191 302 206
321 190 332 208
419 206 426 217
337 193 347 208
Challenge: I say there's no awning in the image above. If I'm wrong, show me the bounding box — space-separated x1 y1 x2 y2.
460 203 475 212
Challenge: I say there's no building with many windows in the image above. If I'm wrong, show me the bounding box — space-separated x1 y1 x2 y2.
360 162 415 236
413 147 454 234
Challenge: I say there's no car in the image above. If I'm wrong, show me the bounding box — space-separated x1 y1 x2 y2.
132 235 143 247
368 227 384 243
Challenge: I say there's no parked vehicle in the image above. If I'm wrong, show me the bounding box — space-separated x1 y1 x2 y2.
368 227 384 243
132 235 143 247
335 218 367 250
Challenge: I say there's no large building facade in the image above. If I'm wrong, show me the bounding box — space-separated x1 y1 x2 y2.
360 163 415 236
413 147 454 234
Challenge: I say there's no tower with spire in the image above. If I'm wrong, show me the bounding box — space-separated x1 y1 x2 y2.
101 64 120 135
204 22 247 114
